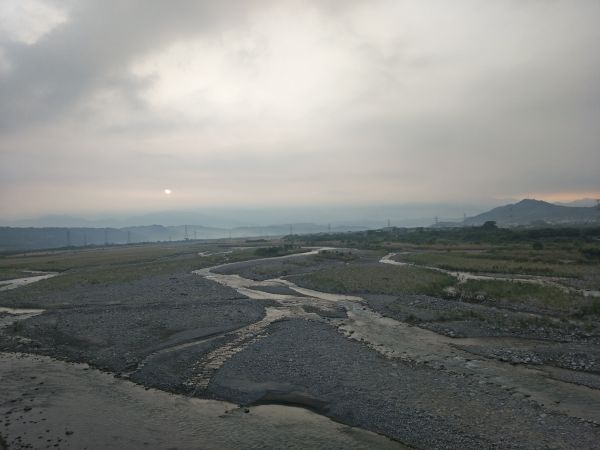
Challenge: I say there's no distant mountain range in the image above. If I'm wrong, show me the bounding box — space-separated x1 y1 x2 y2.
462 199 600 227
0 223 366 252
1 203 498 229
3 199 598 251
554 198 599 207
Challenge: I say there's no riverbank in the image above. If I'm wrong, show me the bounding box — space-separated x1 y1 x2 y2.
0 352 403 449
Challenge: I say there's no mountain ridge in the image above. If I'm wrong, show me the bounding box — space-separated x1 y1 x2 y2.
463 199 600 226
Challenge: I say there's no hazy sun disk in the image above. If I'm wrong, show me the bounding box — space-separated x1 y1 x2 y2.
164 189 172 195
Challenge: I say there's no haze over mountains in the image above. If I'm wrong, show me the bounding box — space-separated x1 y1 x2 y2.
0 223 366 252
463 199 600 227
1 199 599 252
2 202 497 229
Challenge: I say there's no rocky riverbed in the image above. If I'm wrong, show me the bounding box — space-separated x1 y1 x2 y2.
1 246 599 449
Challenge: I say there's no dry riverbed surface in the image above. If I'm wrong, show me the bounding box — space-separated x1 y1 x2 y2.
0 243 599 449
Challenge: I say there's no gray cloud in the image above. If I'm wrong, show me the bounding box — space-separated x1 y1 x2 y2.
1 0 599 219
0 0 275 129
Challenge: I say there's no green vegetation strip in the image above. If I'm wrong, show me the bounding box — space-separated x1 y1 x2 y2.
0 243 301 299
296 264 455 297
401 252 591 278
0 268 32 281
451 279 600 317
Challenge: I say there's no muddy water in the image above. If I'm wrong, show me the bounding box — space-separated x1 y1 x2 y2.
193 248 600 424
0 353 404 450
0 273 54 327
0 271 58 292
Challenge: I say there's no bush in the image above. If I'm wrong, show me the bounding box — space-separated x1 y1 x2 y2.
580 299 600 316
581 247 600 260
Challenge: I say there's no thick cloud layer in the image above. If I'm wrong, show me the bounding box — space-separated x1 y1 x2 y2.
1 0 599 219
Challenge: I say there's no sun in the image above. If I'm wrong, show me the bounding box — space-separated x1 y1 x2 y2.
164 188 172 195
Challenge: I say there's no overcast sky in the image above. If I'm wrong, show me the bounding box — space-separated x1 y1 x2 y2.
1 0 599 220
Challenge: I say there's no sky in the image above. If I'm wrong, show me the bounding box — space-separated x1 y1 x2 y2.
1 0 599 222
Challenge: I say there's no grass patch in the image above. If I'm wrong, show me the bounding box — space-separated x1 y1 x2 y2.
402 251 595 279
0 243 302 302
313 249 359 262
578 299 600 317
295 263 455 296
456 279 588 313
0 268 31 281
0 241 213 272
253 245 303 258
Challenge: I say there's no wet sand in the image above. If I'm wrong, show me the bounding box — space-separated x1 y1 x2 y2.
0 352 404 450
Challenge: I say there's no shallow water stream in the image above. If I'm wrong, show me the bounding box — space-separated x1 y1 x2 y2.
0 271 58 292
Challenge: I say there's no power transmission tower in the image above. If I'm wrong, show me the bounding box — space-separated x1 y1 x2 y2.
184 225 189 240
387 218 391 228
